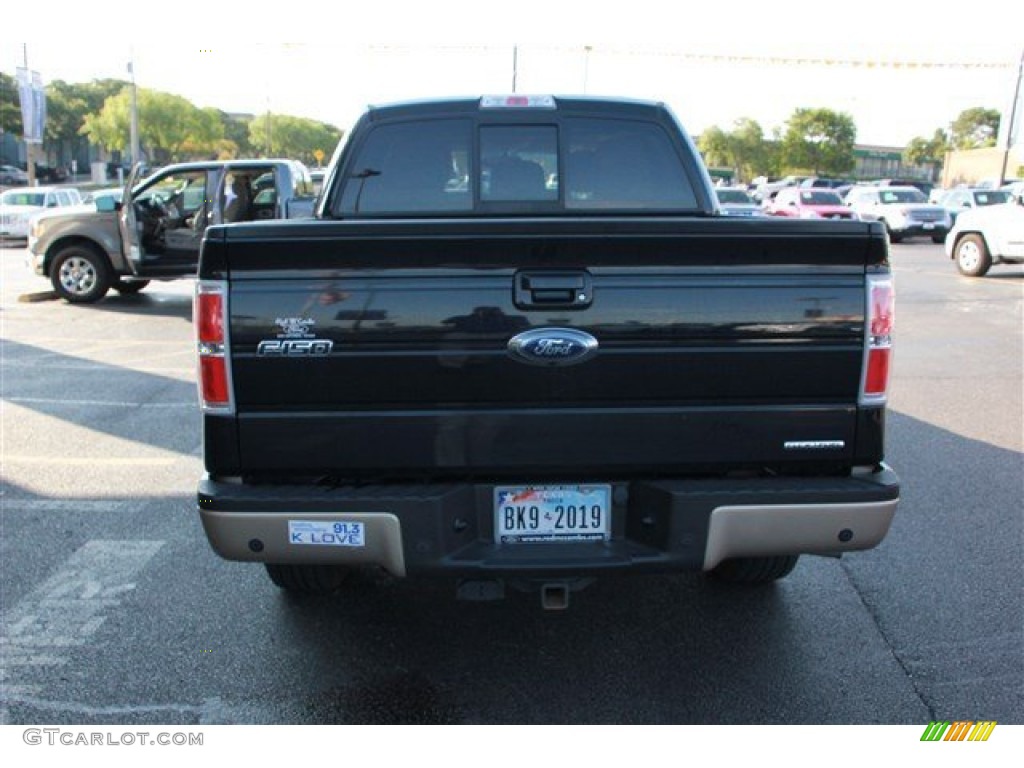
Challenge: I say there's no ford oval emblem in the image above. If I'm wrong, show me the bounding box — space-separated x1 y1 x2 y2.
507 328 599 367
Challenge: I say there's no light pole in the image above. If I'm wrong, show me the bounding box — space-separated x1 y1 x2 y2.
998 49 1023 186
128 53 141 171
266 102 273 157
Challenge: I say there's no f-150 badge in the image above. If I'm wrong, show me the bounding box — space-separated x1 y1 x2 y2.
507 328 598 367
257 316 333 356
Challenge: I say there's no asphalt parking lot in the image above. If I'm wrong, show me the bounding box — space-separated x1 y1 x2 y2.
0 239 1021 729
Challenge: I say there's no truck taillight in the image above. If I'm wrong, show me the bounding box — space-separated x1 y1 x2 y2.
860 274 894 405
195 281 234 412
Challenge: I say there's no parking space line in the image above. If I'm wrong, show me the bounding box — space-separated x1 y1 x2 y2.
0 337 191 346
1 363 194 374
2 456 180 466
0 500 133 513
5 397 195 408
0 540 164 708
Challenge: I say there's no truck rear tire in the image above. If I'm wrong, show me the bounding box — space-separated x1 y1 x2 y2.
708 555 799 584
50 244 112 303
264 563 352 594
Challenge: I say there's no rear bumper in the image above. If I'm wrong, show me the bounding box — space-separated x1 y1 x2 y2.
198 465 899 577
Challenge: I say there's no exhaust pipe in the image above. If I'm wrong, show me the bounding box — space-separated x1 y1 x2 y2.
540 582 570 611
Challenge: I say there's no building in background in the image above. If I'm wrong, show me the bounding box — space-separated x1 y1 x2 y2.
853 145 937 183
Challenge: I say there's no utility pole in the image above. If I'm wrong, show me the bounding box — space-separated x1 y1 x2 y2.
998 48 1023 186
129 52 141 171
266 105 273 157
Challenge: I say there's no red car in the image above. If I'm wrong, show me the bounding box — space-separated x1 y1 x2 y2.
766 187 857 220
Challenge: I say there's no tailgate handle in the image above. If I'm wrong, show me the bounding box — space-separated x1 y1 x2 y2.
515 271 593 309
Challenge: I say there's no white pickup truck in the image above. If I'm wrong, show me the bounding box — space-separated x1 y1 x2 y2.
945 198 1024 276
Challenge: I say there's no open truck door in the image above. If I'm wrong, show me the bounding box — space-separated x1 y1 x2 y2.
117 163 146 275
118 164 219 277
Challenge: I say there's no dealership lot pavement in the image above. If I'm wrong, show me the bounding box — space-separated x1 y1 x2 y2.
1 242 1021 725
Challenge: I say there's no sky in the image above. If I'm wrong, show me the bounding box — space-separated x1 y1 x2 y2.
3 2 1023 148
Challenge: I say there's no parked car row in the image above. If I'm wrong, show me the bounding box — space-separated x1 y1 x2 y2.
716 183 951 242
0 163 71 186
716 179 1023 277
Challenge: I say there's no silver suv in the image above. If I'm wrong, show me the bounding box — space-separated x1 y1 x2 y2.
845 185 951 243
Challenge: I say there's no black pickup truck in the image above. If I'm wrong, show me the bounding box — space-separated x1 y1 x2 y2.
195 96 899 608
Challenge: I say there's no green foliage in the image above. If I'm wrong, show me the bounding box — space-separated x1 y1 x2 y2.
697 118 770 181
220 112 254 157
781 108 856 175
904 128 948 167
9 66 1002 185
248 113 342 165
697 125 731 167
728 118 768 181
82 87 226 163
5 70 339 165
1 71 24 135
44 81 88 145
950 107 1001 150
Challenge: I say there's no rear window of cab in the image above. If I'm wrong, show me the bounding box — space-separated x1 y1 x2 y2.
335 116 698 215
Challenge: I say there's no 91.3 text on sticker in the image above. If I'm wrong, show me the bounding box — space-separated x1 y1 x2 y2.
288 520 365 547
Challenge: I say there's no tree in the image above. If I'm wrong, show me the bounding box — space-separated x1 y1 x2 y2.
1 71 24 136
697 119 769 182
49 79 128 147
220 111 254 157
248 114 343 165
729 118 768 181
697 125 732 168
904 129 948 177
950 107 1000 150
781 108 856 176
81 87 225 163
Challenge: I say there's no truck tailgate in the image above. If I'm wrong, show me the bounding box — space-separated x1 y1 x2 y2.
208 217 886 477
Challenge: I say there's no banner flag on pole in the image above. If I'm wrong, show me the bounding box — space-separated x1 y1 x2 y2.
16 67 47 144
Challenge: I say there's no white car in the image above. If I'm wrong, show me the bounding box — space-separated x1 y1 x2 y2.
0 186 83 239
845 185 951 243
715 186 763 217
944 200 1024 276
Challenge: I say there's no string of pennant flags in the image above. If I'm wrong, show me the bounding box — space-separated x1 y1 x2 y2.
363 44 1019 71
645 53 1014 70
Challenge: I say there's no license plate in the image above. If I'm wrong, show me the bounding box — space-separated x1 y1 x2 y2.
494 485 611 543
923 222 935 229
288 520 365 547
